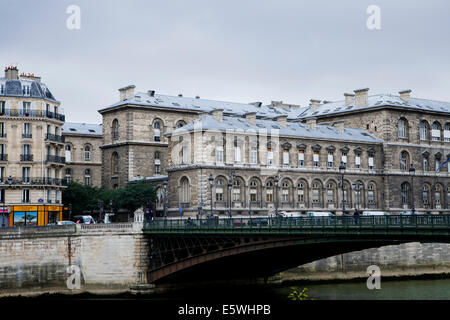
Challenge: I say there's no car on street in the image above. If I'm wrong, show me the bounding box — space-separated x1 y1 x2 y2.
73 215 96 224
57 220 76 225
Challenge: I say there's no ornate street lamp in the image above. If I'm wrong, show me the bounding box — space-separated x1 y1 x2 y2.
163 180 168 218
209 174 214 217
339 162 346 214
274 176 279 217
409 164 416 214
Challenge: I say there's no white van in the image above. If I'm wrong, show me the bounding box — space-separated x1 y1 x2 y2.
306 212 333 217
362 211 388 216
73 215 96 224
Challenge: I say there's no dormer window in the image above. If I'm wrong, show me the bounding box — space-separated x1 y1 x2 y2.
23 85 30 96
0 84 4 94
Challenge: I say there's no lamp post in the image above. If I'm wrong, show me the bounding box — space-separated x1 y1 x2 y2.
228 178 232 218
339 162 346 214
209 174 214 217
409 164 416 214
274 176 279 217
163 181 168 219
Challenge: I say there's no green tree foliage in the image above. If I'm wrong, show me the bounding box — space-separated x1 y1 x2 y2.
62 181 157 215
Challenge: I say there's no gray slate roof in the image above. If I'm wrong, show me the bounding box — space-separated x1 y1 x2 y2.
168 115 382 143
62 122 102 135
99 91 308 120
299 94 450 118
0 77 57 102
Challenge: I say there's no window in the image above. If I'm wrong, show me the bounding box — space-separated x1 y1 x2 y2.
355 154 361 168
400 151 408 171
22 85 30 96
398 118 407 138
112 152 119 174
368 155 374 169
298 150 304 166
420 121 429 141
233 180 241 201
250 180 258 202
22 189 30 203
250 147 257 164
65 145 71 162
432 122 441 141
180 177 190 203
0 84 4 94
84 146 91 161
216 146 224 163
435 158 441 172
154 151 160 174
0 101 5 114
327 152 333 168
368 184 375 204
23 123 31 138
22 102 31 114
444 123 450 142
182 146 189 163
267 148 273 165
215 180 224 201
234 146 241 163
154 121 161 142
282 181 289 202
401 183 409 205
313 151 319 167
0 167 4 183
423 186 429 205
47 189 52 203
327 184 334 203
55 191 60 203
266 181 273 202
112 119 119 140
312 188 320 203
283 149 289 165
297 183 305 203
84 169 91 186
341 152 347 165
65 168 72 183
22 167 30 183
0 122 5 137
423 157 428 171
176 120 186 128
435 185 442 205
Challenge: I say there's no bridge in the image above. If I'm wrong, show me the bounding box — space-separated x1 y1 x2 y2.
143 215 450 284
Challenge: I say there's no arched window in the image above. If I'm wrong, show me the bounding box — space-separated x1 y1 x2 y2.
176 120 186 128
84 146 91 161
266 180 274 202
297 182 306 203
312 181 321 203
65 144 72 162
401 182 410 205
400 151 409 171
154 121 161 142
281 180 290 203
84 169 91 186
422 185 430 205
444 123 450 142
232 179 242 202
435 184 442 205
215 179 224 201
112 119 119 140
112 152 119 174
367 183 376 204
250 180 258 202
180 177 190 204
420 120 429 141
432 121 441 141
326 182 335 203
398 118 407 139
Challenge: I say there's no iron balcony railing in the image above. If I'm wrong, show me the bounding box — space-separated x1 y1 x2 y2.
20 154 33 161
46 155 65 164
0 177 69 186
45 133 65 143
0 109 65 121
22 133 32 139
144 215 450 234
0 154 7 161
0 133 6 138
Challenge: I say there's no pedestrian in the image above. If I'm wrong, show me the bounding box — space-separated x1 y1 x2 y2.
354 208 360 225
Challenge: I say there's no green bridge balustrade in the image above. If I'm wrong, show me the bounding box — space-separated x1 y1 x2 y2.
144 215 450 236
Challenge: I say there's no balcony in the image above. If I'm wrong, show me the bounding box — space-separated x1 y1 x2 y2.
22 133 32 139
45 133 65 143
0 109 65 122
20 154 33 162
46 155 65 164
0 133 6 138
0 177 69 186
0 154 7 161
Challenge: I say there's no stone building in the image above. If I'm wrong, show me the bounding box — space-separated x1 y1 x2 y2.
0 66 65 226
98 85 450 216
62 122 102 188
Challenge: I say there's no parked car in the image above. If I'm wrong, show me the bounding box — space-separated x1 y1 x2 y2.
233 220 246 226
73 215 96 224
306 212 333 217
248 218 268 226
362 211 388 216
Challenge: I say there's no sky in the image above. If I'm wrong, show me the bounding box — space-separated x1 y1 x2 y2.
1 0 450 124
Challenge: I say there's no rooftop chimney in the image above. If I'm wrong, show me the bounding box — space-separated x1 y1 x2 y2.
245 112 257 125
148 90 156 97
399 89 412 104
354 88 369 108
310 99 321 111
332 121 345 134
275 115 287 128
344 93 355 105
5 66 19 80
210 109 223 122
250 102 262 107
306 118 317 130
20 72 41 82
118 85 136 101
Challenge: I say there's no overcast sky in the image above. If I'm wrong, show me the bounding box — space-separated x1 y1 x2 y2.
1 0 449 123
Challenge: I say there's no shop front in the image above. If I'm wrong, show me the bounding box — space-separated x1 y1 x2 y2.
7 205 63 227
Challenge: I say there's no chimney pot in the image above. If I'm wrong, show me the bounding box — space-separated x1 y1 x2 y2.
5 66 19 80
399 89 412 104
244 112 257 125
353 88 369 108
333 121 345 134
118 85 136 101
344 93 355 105
306 118 317 130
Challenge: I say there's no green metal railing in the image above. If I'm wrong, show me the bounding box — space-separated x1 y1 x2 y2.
143 215 450 234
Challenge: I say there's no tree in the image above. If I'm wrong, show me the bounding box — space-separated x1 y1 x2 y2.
62 182 100 215
115 181 157 214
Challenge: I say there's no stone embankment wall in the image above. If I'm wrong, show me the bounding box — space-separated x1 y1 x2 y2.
0 223 149 297
281 242 450 281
